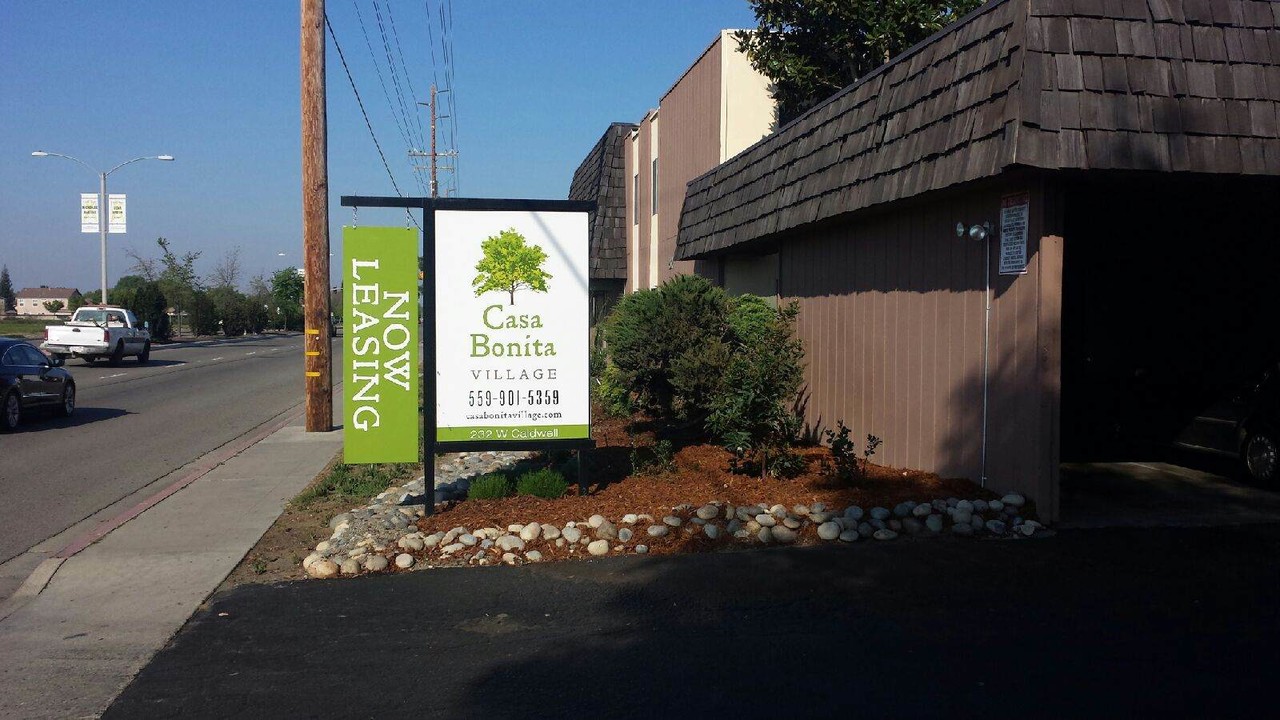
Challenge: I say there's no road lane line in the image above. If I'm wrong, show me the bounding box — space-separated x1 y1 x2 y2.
210 357 224 361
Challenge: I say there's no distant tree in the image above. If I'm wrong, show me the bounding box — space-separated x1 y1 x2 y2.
79 289 102 306
129 237 202 334
735 0 982 125
472 228 551 305
129 281 170 340
208 246 243 290
271 267 304 330
43 299 65 314
189 290 220 336
66 290 85 312
0 266 15 312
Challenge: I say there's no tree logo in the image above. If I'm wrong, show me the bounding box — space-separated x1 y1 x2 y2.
472 228 551 305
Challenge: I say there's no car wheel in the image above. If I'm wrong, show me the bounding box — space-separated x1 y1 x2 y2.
137 341 151 364
84 355 97 365
1 391 20 431
1245 428 1278 485
58 383 76 417
109 341 124 366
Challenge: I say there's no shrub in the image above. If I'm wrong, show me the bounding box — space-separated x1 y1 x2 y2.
515 468 568 499
707 301 806 478
467 473 514 500
603 275 731 430
823 420 884 483
128 282 170 340
189 291 220 336
593 364 633 418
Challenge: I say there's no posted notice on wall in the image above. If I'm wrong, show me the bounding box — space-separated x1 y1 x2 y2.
343 226 421 464
999 193 1029 275
434 208 589 444
80 193 98 233
108 194 127 234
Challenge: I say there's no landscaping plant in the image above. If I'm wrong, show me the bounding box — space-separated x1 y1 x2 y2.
823 420 884 483
515 468 569 499
468 473 515 500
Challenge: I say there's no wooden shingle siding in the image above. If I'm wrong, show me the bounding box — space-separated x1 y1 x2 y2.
569 122 637 280
677 0 1280 260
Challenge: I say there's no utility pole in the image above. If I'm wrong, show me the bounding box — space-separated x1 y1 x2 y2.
301 0 332 432
411 85 456 197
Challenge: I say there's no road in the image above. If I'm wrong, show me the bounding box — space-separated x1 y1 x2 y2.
0 333 340 566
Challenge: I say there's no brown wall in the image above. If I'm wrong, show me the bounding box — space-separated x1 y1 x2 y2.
778 177 1062 519
657 36 722 283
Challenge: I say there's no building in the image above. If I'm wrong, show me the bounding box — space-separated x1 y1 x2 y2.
676 0 1280 520
568 122 637 326
622 30 775 293
15 287 80 316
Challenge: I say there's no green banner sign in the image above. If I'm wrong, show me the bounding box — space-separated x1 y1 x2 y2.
343 226 420 463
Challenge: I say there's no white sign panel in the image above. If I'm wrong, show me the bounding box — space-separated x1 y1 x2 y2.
434 208 590 444
108 194 126 234
999 193 1029 275
81 193 98 233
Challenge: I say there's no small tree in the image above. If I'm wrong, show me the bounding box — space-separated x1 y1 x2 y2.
271 267 304 330
472 228 551 305
43 299 65 315
0 265 15 312
130 281 170 340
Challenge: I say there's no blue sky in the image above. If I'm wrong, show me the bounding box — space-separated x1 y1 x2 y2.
0 0 758 293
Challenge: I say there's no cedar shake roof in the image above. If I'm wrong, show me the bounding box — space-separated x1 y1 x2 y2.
677 0 1280 259
569 122 637 280
16 287 79 299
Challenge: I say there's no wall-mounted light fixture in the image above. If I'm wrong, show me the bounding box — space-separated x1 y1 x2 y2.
968 221 992 241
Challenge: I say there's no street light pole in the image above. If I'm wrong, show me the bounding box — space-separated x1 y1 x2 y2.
31 151 174 305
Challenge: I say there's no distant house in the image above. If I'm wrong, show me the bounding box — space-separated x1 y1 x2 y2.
15 286 80 316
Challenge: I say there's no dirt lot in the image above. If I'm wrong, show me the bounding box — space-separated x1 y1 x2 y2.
224 410 1004 588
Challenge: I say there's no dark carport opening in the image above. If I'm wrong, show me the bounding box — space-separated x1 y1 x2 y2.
1057 173 1280 513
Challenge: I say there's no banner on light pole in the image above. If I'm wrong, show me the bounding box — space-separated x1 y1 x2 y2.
108 194 126 234
81 194 98 233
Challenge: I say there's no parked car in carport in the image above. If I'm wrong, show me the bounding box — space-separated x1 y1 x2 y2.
0 337 75 431
1169 362 1279 485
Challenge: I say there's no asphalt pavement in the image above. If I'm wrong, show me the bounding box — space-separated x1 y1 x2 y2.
103 524 1280 719
0 333 341 599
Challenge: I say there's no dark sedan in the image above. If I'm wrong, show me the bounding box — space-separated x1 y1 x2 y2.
0 337 76 431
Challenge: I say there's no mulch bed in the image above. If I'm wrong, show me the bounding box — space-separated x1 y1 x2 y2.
413 411 1001 562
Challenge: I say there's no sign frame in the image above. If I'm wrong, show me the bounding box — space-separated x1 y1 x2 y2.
340 195 596 510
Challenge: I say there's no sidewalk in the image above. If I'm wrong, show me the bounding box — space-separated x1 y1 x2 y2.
0 406 342 720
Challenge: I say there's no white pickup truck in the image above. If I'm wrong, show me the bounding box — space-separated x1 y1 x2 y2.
42 307 152 365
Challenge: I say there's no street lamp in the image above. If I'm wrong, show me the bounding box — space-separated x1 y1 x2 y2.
31 150 175 305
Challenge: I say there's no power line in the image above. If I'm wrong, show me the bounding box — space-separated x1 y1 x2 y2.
352 0 420 194
325 12 420 228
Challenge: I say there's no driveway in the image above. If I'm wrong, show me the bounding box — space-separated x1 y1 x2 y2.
1060 459 1280 528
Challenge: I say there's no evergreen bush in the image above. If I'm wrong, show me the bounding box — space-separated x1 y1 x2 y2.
467 473 513 500
515 468 569 499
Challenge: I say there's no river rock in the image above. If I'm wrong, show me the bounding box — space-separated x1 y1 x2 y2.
596 521 619 540
496 535 525 552
424 532 444 548
755 514 777 527
839 529 860 542
338 558 361 575
648 525 669 538
302 553 322 570
621 514 638 524
873 529 899 541
771 526 796 543
329 512 353 530
308 559 339 579
844 506 864 521
757 527 774 543
562 527 583 543
398 535 425 551
858 522 874 538
696 505 719 520
952 522 974 536
364 555 389 571
956 500 974 513
459 533 478 546
588 514 606 529
870 507 891 521
315 540 332 554
525 551 544 562
703 524 720 540
1020 524 1036 537
792 504 810 516
519 523 542 541
974 499 989 512
912 504 933 518
542 525 561 541
394 553 414 569
1002 493 1026 508
989 499 1005 512
662 515 683 527
507 524 525 534
769 504 788 518
817 522 841 540
618 528 634 542
985 519 1007 535
782 517 802 530
587 540 609 556
902 518 924 535
636 545 648 554
925 515 944 533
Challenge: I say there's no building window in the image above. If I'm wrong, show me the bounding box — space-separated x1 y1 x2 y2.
651 158 658 216
633 173 638 225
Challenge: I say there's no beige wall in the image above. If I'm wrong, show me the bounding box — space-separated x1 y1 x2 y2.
777 179 1062 519
625 130 640 292
15 297 74 316
719 30 774 162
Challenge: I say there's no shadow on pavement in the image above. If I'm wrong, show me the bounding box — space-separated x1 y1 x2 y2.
12 406 130 432
103 526 1280 718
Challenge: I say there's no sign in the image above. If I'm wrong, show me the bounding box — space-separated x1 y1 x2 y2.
108 194 127 234
343 226 420 464
434 208 589 444
81 193 98 233
999 192 1029 275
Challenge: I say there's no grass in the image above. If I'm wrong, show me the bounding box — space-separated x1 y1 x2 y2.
294 458 418 507
0 318 59 339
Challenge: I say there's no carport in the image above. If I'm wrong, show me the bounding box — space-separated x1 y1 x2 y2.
674 0 1280 521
